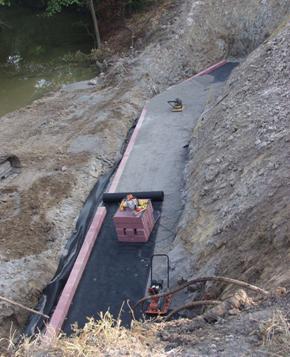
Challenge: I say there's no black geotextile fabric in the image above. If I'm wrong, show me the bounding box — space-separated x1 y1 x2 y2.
63 199 163 334
211 62 239 82
23 119 138 336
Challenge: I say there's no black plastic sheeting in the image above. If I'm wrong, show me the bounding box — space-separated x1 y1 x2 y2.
211 62 239 82
23 118 138 336
103 191 164 203
63 197 163 334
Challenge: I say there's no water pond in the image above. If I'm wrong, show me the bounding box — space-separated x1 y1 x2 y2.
0 6 96 117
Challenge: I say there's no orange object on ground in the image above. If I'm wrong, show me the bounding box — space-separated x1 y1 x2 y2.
144 254 172 316
145 291 172 316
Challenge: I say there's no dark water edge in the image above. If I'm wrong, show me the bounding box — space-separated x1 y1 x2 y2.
0 6 96 116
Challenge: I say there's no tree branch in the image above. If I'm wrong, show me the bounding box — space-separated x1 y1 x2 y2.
165 300 221 321
0 295 49 319
135 276 269 308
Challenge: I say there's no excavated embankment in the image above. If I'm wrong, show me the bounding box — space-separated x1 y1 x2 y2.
0 0 290 351
176 21 290 293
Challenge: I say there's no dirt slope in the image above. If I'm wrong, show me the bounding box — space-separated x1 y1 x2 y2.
0 0 290 350
134 0 290 89
24 21 290 356
176 21 290 296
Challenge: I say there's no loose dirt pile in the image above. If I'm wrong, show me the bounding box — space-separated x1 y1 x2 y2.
0 0 289 352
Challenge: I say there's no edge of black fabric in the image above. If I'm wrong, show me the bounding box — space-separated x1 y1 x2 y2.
23 118 138 336
211 62 239 82
103 191 164 203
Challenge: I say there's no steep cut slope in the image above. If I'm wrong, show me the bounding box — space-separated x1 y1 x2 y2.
3 5 290 357
134 0 290 88
176 21 290 295
1 0 290 349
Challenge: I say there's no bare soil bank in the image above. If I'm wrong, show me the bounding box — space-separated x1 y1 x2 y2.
177 21 290 293
0 0 289 352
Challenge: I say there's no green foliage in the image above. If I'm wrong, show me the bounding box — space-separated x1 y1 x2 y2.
0 0 156 14
0 0 10 5
46 0 84 15
46 0 156 16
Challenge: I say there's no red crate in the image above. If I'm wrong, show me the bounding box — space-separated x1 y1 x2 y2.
113 200 154 242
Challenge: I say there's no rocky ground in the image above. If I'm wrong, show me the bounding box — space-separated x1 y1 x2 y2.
162 16 290 357
12 289 290 356
0 0 290 354
157 291 290 356
175 20 290 294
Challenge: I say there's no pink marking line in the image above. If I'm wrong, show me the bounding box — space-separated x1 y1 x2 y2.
44 206 107 340
108 106 148 193
183 59 228 83
193 59 228 78
166 59 228 91
108 60 227 191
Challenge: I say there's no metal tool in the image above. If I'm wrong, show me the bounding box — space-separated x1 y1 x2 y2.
167 98 183 112
145 254 172 316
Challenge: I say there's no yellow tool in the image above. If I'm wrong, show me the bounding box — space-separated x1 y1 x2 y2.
168 98 184 112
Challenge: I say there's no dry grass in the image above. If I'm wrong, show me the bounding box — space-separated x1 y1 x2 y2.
1 312 165 357
259 310 290 356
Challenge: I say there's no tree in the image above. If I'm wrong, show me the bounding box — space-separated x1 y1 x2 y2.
0 0 154 48
46 0 101 48
45 0 154 48
87 0 101 48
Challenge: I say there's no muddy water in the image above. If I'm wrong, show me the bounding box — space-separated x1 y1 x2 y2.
0 6 96 117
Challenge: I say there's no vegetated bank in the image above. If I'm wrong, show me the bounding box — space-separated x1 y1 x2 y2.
0 0 289 354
